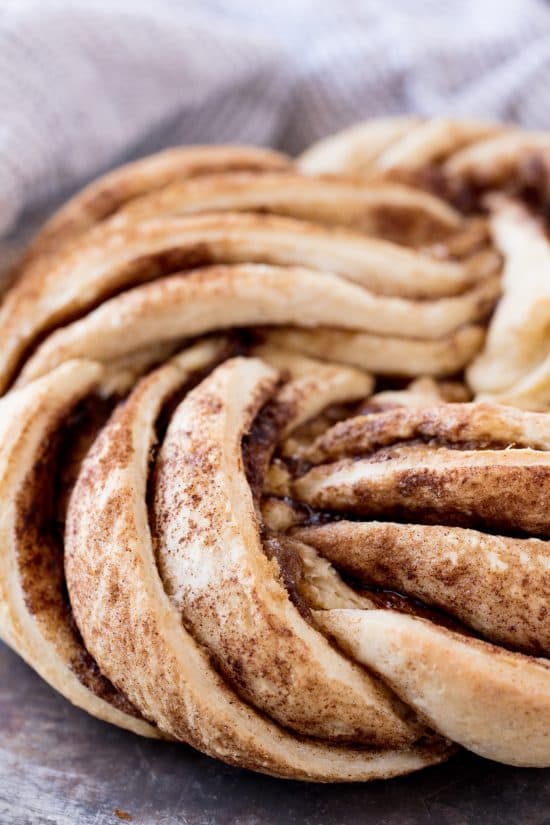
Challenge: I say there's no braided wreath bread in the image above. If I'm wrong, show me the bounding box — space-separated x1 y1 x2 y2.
1 120 549 781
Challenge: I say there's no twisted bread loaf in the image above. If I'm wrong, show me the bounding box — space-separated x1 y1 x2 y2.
0 121 549 781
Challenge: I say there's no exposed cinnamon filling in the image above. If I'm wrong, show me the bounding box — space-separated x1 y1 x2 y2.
14 397 143 717
242 394 292 499
263 535 312 620
422 153 550 221
243 387 463 644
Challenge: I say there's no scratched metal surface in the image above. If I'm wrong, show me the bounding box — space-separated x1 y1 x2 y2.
1 642 549 825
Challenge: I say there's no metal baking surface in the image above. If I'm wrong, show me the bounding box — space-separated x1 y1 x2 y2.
1 642 548 825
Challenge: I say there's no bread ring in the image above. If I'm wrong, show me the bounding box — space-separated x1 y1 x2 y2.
0 122 548 780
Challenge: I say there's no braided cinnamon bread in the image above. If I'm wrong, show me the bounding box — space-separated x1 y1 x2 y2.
0 120 549 781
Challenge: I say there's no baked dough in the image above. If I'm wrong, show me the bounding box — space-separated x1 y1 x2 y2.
0 122 548 780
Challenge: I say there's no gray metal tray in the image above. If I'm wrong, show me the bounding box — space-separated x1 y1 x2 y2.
1 641 548 825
